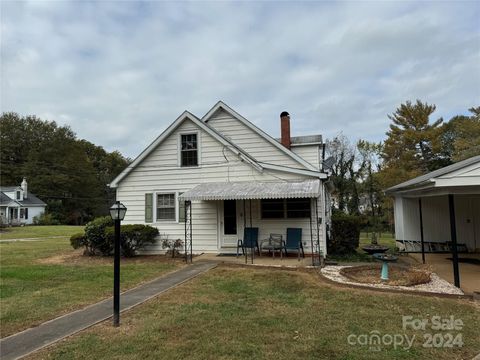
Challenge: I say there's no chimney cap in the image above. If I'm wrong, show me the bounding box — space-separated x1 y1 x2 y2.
280 111 290 118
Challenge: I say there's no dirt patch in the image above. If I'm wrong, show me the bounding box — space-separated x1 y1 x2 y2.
340 264 431 286
36 251 186 266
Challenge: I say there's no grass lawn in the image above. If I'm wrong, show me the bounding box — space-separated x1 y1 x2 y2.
0 225 84 240
327 232 396 263
0 237 179 337
27 266 479 360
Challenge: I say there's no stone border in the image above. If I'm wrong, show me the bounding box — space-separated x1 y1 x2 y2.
321 265 464 296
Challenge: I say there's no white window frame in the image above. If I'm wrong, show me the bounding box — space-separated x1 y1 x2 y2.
154 191 185 223
260 198 312 219
178 131 201 167
155 193 176 222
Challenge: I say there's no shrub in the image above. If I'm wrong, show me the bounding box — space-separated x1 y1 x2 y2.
83 216 114 255
70 233 85 249
105 224 159 257
161 234 184 258
33 213 61 225
328 212 361 255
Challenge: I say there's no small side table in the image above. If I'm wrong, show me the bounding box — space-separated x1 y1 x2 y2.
260 237 283 258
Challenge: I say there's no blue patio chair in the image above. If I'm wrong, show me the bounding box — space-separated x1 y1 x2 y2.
282 228 304 260
237 227 260 257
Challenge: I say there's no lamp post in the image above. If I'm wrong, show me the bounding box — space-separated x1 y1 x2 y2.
109 201 127 327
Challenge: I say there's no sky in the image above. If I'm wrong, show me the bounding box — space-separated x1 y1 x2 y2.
1 0 479 159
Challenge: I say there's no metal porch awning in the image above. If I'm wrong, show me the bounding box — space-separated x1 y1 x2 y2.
179 180 320 201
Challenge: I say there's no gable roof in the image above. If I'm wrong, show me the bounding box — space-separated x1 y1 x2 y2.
109 111 264 188
386 155 480 194
0 192 13 205
0 189 46 206
202 101 319 172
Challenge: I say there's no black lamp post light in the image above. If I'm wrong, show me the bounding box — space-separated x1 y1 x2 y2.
109 201 127 327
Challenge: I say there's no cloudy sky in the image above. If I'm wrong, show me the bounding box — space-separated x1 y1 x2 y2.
1 1 479 159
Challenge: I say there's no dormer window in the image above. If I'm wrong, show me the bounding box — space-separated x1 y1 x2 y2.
181 134 198 167
16 191 21 200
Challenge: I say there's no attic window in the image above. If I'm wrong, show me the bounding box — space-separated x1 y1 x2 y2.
16 191 21 200
181 134 198 167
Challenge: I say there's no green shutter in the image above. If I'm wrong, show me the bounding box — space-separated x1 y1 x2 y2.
179 193 185 222
145 193 153 223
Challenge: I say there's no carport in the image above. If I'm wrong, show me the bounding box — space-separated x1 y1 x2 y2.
386 155 480 289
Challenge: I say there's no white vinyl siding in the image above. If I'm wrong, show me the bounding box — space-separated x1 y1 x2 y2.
206 109 306 169
291 145 320 169
116 118 327 254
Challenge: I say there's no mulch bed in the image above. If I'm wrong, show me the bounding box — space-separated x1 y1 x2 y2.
340 264 431 286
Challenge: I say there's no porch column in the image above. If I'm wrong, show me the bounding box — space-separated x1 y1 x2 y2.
448 194 460 288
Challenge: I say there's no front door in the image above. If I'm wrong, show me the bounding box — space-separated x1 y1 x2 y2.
220 200 238 248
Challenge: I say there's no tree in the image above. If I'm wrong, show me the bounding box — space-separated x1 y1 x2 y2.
357 140 385 241
381 100 444 188
0 112 130 224
326 134 364 215
437 107 480 162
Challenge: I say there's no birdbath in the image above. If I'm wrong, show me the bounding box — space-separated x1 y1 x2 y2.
373 253 398 281
362 245 389 255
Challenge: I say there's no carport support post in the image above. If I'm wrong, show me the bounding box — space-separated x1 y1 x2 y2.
448 194 460 288
418 198 426 264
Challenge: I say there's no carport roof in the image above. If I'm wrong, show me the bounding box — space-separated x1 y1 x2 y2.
385 155 480 196
179 180 321 201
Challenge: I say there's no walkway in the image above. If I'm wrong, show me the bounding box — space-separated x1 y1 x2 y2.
0 261 217 360
0 236 67 242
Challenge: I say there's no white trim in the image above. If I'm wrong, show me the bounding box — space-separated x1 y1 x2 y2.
291 142 322 147
177 131 201 168
153 191 186 223
202 101 319 172
260 162 327 178
154 192 176 222
260 198 312 220
110 111 263 188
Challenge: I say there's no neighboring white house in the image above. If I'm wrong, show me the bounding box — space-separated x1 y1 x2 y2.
0 178 46 225
386 155 480 253
110 101 331 256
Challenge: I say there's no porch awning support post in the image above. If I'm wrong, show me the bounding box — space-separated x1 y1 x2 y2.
418 198 426 264
184 200 192 264
448 194 460 288
309 198 314 266
250 199 253 264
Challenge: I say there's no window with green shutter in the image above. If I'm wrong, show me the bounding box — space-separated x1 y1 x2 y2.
145 193 153 223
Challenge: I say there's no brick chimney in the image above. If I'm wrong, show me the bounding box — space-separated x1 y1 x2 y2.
280 111 291 149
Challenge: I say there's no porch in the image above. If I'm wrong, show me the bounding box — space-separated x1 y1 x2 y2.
197 252 315 267
178 180 327 266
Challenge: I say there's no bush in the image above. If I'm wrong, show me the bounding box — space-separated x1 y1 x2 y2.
105 224 159 257
33 213 61 225
160 234 184 258
328 212 361 255
83 216 114 255
70 233 85 249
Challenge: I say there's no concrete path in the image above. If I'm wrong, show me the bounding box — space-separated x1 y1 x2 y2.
0 261 217 360
0 236 67 242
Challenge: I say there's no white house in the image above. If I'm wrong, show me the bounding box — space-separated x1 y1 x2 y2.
0 178 46 225
110 101 331 257
386 155 480 254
